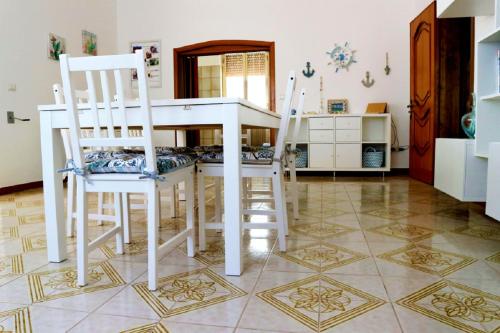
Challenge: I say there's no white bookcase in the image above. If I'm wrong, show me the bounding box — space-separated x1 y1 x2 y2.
438 0 500 158
286 113 391 172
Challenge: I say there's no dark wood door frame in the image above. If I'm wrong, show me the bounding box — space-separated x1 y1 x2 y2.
173 40 276 111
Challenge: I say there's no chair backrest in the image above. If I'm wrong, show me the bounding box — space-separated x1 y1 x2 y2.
273 71 296 162
59 50 156 173
290 89 306 152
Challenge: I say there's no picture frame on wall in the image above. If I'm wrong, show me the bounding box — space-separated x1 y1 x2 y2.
82 30 97 56
327 99 348 114
130 40 161 88
48 33 66 61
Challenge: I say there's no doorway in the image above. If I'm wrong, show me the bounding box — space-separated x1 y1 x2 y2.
173 40 276 147
409 2 474 184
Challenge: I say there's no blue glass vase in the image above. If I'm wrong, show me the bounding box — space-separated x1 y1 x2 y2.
461 94 476 139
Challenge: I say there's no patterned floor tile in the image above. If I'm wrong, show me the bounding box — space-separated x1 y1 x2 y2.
453 225 500 242
133 267 247 318
397 280 500 333
377 244 476 277
367 222 437 242
275 242 368 272
0 306 31 333
17 213 44 225
28 261 126 303
192 240 225 266
363 207 418 220
257 274 385 332
0 208 16 218
121 322 169 333
0 227 19 241
485 252 500 264
292 222 358 240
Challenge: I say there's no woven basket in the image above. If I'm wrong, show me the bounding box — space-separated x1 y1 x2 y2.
295 147 308 168
362 147 384 168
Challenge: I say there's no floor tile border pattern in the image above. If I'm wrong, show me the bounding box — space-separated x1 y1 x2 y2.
397 280 500 333
0 306 32 333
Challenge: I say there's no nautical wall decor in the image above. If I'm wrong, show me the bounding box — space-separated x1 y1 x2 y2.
327 42 356 72
362 71 375 88
302 62 315 78
384 52 391 75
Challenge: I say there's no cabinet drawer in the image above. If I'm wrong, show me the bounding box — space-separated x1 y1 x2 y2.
336 129 361 142
336 117 361 129
335 144 361 169
310 144 334 169
309 117 334 130
310 130 334 142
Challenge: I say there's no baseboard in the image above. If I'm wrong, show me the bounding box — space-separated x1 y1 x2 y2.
0 181 43 195
296 168 409 177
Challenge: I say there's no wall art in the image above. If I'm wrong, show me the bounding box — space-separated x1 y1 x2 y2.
302 61 315 78
384 52 391 75
327 42 356 72
48 33 66 61
362 71 375 88
82 30 97 56
327 99 348 114
130 40 161 88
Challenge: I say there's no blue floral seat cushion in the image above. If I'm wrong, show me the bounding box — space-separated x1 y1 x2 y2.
84 150 197 174
194 145 275 164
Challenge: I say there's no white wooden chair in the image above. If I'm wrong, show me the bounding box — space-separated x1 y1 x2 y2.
241 91 305 221
53 85 177 242
197 71 299 252
59 50 195 290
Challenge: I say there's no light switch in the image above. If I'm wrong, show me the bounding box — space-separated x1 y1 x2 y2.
8 84 16 92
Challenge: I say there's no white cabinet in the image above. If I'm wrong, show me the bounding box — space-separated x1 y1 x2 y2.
434 139 488 201
310 130 334 142
336 117 360 130
336 130 361 142
309 117 334 130
286 113 391 172
486 142 500 220
310 144 334 169
336 144 361 169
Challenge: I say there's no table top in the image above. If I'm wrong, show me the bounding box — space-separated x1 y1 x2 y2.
38 97 278 118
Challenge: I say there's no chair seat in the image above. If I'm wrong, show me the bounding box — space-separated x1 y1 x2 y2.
84 150 197 174
194 145 275 164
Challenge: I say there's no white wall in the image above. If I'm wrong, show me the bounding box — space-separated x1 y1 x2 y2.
117 0 416 168
0 0 117 188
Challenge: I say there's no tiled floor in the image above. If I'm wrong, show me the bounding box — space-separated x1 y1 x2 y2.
0 176 499 332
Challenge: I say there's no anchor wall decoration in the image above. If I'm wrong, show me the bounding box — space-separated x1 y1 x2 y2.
362 71 375 88
384 52 391 75
302 62 315 78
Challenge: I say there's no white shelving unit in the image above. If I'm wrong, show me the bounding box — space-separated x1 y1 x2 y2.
286 113 391 173
437 0 495 18
476 4 500 157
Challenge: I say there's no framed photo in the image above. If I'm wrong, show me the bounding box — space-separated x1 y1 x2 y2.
48 33 66 61
327 99 348 114
82 30 97 56
130 40 161 88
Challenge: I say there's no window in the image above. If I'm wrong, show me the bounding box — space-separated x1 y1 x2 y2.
222 52 269 109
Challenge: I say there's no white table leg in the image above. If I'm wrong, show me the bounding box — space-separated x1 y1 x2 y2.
223 106 243 275
40 112 67 262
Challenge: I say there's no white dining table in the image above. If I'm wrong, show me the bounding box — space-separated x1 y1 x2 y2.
38 97 281 276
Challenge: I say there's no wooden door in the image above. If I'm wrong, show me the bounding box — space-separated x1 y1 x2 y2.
409 2 437 184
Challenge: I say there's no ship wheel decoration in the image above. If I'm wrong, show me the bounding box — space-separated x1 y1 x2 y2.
327 42 357 73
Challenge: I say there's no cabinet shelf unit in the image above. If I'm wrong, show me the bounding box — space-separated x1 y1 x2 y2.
286 113 391 172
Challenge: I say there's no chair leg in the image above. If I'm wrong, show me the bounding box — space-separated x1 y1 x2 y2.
122 193 131 244
66 174 75 237
242 177 248 206
280 171 289 236
185 171 195 257
96 192 104 226
147 182 159 291
289 155 299 221
197 170 206 251
76 178 88 287
169 185 177 218
114 192 124 255
214 177 222 233
272 172 286 252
